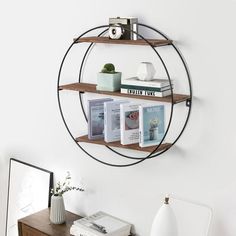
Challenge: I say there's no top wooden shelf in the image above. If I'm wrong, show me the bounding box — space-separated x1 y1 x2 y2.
74 37 172 47
59 82 190 104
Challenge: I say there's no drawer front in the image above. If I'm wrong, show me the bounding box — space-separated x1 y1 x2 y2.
21 224 47 236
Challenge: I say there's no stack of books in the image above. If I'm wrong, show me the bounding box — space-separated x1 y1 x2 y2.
121 77 173 97
70 211 132 236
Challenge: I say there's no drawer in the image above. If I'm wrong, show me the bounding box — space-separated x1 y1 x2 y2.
21 224 47 236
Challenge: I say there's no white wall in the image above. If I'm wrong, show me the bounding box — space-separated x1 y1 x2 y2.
1 0 236 235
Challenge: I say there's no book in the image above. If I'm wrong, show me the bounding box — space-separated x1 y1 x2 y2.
139 104 165 147
121 84 172 92
88 98 113 140
120 103 141 145
104 100 129 143
121 88 172 97
71 225 129 236
121 76 173 88
70 211 131 236
71 225 130 236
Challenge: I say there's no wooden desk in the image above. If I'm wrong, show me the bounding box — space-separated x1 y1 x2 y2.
18 208 81 236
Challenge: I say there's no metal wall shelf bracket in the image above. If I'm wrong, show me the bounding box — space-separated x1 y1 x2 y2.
186 98 192 107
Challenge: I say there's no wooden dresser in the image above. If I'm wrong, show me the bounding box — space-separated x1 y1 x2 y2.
18 208 81 236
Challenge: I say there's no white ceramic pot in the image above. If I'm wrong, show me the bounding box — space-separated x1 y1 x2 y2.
137 62 156 81
50 195 66 224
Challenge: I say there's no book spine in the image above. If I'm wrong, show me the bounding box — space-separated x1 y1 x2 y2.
88 102 92 139
120 104 125 145
121 88 171 97
120 84 172 92
104 103 108 142
139 105 144 147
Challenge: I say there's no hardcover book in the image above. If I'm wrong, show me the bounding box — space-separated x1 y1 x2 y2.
121 88 172 97
121 84 172 92
121 76 173 88
120 103 141 145
88 98 113 140
139 104 165 147
70 211 131 236
104 100 129 143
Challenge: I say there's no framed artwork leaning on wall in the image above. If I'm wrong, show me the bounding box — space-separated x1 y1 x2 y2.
5 158 53 236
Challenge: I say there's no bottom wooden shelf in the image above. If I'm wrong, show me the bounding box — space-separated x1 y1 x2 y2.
76 135 171 153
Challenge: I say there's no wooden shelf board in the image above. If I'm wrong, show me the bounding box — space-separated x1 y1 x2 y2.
76 135 172 153
74 37 172 47
59 82 190 104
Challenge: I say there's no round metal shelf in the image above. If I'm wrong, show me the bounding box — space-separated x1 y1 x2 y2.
57 23 192 167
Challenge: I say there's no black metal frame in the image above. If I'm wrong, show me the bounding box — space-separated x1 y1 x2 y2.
57 23 192 167
5 158 53 236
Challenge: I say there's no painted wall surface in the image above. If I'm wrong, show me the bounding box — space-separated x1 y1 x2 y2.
1 0 236 235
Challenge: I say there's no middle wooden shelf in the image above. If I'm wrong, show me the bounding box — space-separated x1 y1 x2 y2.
76 135 172 153
59 82 190 104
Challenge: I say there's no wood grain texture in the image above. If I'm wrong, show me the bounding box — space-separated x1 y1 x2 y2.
18 208 81 236
21 224 46 236
76 135 172 153
74 36 172 47
59 82 190 104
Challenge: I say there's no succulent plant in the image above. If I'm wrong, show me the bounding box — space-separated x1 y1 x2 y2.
101 63 116 74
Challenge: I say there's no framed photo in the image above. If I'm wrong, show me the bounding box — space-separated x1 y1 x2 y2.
5 158 53 236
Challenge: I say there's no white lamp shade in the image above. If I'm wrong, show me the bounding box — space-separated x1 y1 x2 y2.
150 203 178 236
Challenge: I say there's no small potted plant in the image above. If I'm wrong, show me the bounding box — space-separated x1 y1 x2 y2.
50 172 84 224
149 118 159 140
96 63 122 91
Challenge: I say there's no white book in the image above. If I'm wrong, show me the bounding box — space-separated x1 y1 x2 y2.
71 224 97 236
71 211 131 236
88 98 113 140
120 103 141 145
70 224 129 236
139 104 165 147
121 76 173 88
104 100 129 143
121 88 172 97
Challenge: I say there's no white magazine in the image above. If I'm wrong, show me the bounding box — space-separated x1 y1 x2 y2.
120 103 141 145
71 211 131 236
104 100 129 143
139 104 165 147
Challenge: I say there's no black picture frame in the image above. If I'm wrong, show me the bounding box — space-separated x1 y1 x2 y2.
5 158 53 236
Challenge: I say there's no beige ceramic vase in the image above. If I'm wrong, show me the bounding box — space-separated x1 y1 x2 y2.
50 195 66 224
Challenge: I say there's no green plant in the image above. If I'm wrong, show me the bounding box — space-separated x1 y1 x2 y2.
101 63 116 74
51 172 84 196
